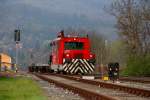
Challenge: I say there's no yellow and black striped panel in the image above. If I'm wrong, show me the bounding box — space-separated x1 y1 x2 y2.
63 59 94 74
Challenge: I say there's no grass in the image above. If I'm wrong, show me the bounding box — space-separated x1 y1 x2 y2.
0 76 47 100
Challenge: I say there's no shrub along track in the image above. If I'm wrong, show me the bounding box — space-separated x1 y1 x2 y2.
34 73 150 100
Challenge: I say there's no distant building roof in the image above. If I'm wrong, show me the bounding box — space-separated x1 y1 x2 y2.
0 53 11 63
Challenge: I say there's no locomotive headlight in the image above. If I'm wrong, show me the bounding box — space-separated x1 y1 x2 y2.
89 54 95 64
65 53 71 58
109 68 112 71
66 54 70 57
65 53 71 63
64 53 71 58
89 54 95 58
89 54 93 58
115 68 118 71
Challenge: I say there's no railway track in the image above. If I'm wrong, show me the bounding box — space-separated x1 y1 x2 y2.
119 77 150 84
109 80 150 91
49 74 150 97
34 73 150 100
35 73 116 100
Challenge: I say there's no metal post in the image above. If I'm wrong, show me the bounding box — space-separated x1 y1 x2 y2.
101 49 103 79
101 40 108 79
14 29 21 72
16 43 19 72
105 40 108 64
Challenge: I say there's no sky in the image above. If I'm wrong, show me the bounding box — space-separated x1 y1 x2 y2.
0 0 116 39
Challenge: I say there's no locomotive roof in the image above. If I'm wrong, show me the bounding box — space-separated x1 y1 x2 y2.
50 36 89 43
63 37 89 39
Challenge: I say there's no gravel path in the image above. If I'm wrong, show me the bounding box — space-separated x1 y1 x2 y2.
31 74 84 100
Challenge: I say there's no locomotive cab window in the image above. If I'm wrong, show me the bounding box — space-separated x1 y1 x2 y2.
65 42 84 50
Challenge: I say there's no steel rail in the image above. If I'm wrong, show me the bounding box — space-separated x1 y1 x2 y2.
35 73 117 100
119 77 150 84
49 74 150 97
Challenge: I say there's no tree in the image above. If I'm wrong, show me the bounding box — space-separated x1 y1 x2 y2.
110 0 150 56
110 0 150 76
88 32 107 65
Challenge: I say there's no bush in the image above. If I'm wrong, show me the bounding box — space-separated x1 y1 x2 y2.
122 54 150 76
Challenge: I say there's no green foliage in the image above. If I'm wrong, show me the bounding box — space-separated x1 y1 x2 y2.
110 0 150 76
108 40 126 65
0 77 47 100
122 55 150 76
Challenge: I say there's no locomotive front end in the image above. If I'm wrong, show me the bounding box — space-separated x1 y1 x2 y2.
62 37 95 74
49 31 95 75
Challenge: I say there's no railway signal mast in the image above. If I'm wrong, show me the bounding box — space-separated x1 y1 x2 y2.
14 29 21 72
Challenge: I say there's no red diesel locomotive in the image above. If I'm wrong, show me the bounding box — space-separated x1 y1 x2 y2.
49 31 95 74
